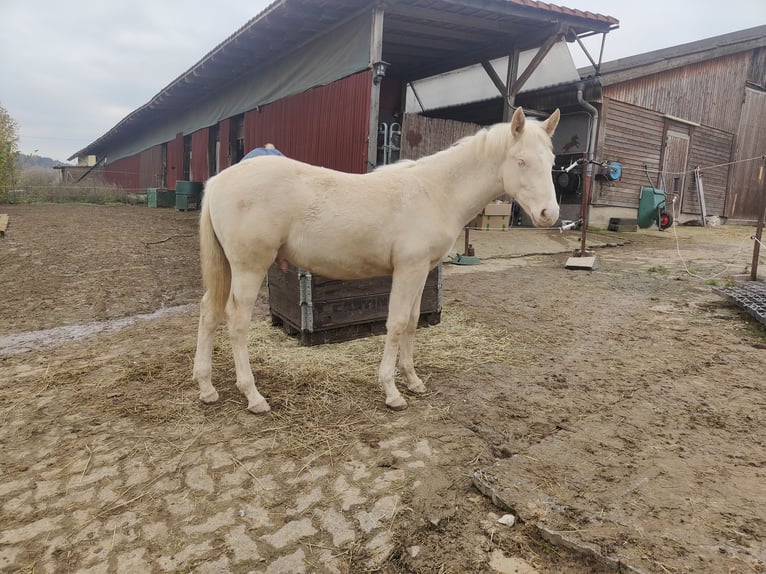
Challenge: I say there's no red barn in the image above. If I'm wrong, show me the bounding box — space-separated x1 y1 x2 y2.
69 0 616 193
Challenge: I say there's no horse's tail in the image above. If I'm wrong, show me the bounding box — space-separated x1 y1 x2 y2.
199 185 231 315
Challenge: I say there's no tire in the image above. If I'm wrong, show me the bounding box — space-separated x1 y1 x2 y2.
659 211 674 230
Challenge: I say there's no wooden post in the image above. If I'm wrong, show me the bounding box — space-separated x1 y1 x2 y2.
464 226 470 255
367 7 385 172
750 156 766 281
694 166 708 226
503 49 519 121
579 155 593 257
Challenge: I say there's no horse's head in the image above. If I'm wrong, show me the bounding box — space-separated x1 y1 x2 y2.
501 107 560 227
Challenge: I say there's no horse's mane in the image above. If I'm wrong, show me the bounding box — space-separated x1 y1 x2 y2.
374 159 417 172
374 116 551 173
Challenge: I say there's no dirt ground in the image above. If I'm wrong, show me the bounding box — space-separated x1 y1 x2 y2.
0 203 764 574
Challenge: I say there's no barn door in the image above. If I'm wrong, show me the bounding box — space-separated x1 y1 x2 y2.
727 87 766 221
662 125 690 213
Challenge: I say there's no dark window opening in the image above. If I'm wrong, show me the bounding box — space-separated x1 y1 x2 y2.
231 115 245 164
183 135 192 181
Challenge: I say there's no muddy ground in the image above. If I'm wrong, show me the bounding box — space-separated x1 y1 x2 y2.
0 203 764 574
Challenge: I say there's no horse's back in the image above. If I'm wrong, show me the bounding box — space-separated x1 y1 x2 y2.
204 155 459 278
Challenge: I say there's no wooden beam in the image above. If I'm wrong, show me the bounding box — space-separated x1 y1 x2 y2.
481 61 506 97
509 31 563 98
367 6 385 171
504 49 520 120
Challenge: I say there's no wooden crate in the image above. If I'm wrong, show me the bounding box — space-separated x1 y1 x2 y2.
607 217 638 232
147 188 175 208
268 264 442 346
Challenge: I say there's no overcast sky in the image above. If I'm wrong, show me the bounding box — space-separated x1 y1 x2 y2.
1 0 764 162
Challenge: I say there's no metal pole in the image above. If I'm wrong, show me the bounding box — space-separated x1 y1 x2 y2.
750 155 766 281
580 165 592 256
464 226 470 255
577 84 598 257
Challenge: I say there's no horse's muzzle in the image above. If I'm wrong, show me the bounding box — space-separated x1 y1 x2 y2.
534 207 560 227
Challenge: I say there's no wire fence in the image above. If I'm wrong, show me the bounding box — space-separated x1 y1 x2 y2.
0 182 145 205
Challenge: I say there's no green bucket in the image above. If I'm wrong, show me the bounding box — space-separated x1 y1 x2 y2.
175 181 203 211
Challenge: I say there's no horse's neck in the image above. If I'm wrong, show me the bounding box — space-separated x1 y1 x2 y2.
417 133 506 224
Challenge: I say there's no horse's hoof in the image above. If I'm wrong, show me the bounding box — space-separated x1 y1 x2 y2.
199 389 219 404
407 381 427 394
385 395 408 411
248 399 271 414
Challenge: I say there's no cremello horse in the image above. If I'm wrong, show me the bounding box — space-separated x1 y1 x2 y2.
193 107 560 413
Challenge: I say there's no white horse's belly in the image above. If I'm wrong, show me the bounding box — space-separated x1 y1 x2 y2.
278 236 393 280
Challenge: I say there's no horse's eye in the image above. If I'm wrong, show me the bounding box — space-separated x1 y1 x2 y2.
518 159 527 168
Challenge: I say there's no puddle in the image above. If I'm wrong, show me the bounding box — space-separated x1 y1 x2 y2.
0 304 197 358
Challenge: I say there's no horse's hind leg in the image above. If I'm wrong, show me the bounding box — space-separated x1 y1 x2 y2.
227 267 271 413
398 284 428 394
194 291 224 403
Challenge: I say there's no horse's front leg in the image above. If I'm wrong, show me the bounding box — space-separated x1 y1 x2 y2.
379 269 429 410
398 282 427 394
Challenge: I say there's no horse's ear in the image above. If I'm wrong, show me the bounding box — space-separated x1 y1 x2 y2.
511 107 525 137
542 109 560 136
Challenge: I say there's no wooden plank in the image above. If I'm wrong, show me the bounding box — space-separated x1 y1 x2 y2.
290 311 441 346
694 167 708 224
268 264 442 345
0 214 8 237
367 5 384 171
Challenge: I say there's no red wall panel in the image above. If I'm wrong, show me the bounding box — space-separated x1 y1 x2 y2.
166 133 184 189
104 155 141 192
190 128 209 182
139 146 164 190
101 71 373 192
244 70 372 173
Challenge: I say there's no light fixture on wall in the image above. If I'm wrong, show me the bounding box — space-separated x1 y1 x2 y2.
372 60 390 85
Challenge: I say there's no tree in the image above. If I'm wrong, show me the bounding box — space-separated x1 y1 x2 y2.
0 102 20 189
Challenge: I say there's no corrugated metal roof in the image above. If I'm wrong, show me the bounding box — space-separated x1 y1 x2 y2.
71 0 618 160
580 25 766 85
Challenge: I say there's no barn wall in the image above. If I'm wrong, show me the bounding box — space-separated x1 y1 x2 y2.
399 114 481 160
166 134 184 190
594 97 736 217
99 71 374 192
603 52 751 133
593 99 665 208
139 146 164 190
243 71 373 173
728 87 766 220
103 155 141 192
747 46 766 86
683 126 734 217
190 128 209 182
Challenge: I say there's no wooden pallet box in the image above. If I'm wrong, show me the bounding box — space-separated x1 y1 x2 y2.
267 264 443 346
147 188 175 208
607 217 638 232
